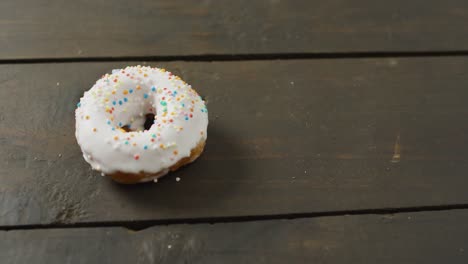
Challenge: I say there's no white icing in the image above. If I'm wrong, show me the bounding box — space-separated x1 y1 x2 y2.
75 66 208 175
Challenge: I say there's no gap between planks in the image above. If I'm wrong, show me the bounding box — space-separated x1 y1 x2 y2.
2 204 468 232
2 51 468 64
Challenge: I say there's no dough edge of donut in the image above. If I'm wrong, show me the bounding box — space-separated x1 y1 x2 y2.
105 139 206 184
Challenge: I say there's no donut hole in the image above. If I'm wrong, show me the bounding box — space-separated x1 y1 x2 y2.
143 113 155 130
118 113 155 133
120 125 132 133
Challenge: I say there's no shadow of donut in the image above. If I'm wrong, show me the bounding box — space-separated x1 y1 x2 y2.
108 123 249 216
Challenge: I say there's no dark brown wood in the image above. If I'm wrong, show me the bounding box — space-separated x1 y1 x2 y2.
2 0 468 59
1 58 468 226
2 210 468 263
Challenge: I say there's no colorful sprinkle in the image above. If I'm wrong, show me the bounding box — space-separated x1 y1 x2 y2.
144 145 148 150
123 90 128 95
143 93 148 99
129 89 133 93
134 154 140 160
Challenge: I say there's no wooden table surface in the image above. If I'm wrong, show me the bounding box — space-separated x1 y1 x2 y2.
1 0 468 263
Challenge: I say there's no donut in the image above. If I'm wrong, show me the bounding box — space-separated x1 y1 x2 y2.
75 66 208 184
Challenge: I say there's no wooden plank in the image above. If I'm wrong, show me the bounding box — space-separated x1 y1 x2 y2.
2 210 468 263
1 58 468 226
2 0 468 59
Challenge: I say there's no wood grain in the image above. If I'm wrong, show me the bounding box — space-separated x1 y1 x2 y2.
1 0 468 59
1 58 468 226
2 210 468 263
